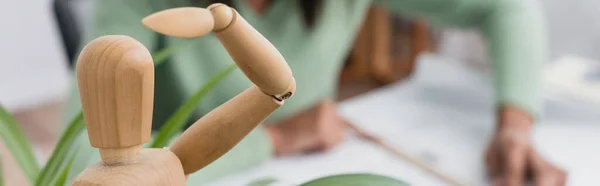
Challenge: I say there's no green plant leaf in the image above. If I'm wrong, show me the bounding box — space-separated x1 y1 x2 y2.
51 148 79 186
35 112 84 186
150 64 238 148
299 173 410 186
0 104 40 181
152 41 191 67
247 177 279 186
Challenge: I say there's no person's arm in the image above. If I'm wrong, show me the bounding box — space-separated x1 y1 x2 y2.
481 0 546 122
373 2 568 185
375 0 545 121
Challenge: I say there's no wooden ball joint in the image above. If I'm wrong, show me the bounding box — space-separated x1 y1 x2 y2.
71 4 295 186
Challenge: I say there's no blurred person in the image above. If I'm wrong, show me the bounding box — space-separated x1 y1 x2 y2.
0 0 71 185
64 0 566 185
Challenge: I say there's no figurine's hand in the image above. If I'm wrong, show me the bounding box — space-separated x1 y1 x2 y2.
485 106 567 186
266 100 347 156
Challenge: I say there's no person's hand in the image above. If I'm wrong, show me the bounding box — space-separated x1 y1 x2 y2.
265 100 348 156
485 106 567 186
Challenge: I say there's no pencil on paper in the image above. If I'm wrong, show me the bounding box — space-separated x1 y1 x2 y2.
346 123 468 186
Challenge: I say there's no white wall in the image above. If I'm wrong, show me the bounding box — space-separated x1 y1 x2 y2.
438 0 600 65
0 0 71 111
544 0 600 60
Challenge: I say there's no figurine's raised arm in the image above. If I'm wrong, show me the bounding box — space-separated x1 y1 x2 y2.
142 4 296 175
143 4 295 99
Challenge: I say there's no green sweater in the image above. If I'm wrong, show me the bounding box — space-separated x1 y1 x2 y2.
64 0 547 184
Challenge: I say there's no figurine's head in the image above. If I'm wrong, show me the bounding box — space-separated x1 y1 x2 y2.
76 35 154 164
72 35 188 186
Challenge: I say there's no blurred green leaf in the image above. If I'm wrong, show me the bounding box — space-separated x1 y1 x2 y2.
52 148 79 186
247 177 279 186
299 173 409 186
35 113 84 186
152 41 191 67
150 64 238 148
0 104 40 181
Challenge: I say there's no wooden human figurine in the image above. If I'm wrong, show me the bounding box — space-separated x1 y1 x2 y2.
71 3 295 186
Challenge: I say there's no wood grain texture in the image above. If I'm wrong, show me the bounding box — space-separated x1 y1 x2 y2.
99 145 142 165
73 35 187 185
142 7 215 38
141 4 296 99
74 3 297 183
169 85 282 175
71 149 186 186
207 3 233 31
211 4 296 98
76 35 154 149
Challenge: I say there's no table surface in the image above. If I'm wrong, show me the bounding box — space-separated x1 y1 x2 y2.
209 54 600 186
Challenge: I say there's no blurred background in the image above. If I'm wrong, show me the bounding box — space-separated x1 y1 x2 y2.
1 0 599 185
